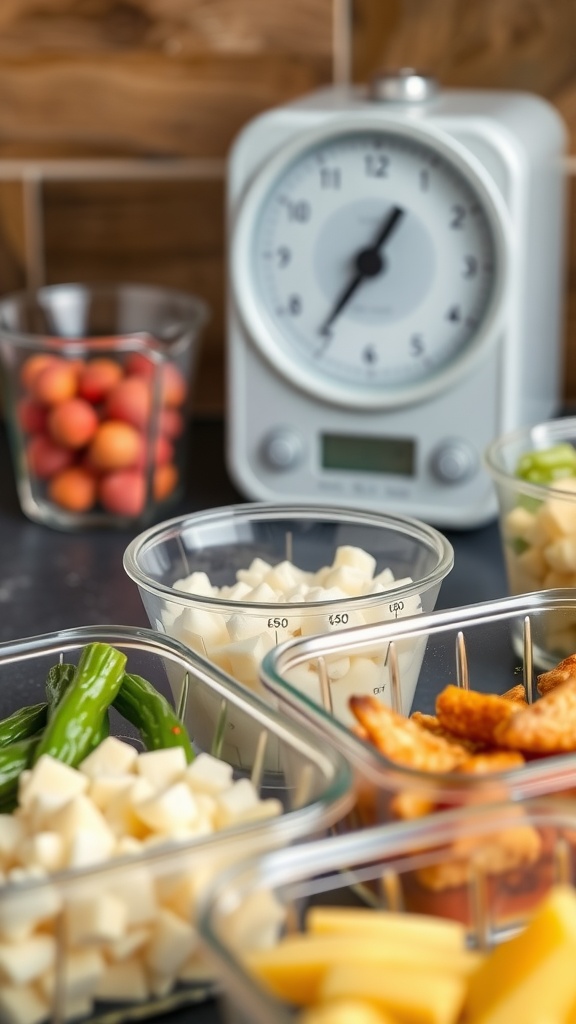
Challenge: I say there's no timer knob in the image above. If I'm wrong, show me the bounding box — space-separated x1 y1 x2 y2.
430 440 478 485
369 69 439 104
261 428 304 471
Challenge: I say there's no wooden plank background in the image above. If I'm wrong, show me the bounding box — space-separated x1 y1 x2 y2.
0 0 573 414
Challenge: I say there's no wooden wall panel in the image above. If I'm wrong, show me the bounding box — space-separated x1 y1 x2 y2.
0 0 575 412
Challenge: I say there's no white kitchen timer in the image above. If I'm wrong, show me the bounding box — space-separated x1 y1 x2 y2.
226 71 567 528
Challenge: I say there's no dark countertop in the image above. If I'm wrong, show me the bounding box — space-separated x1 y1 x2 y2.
0 416 510 1023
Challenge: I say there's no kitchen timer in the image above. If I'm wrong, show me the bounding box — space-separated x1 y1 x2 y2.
226 72 567 528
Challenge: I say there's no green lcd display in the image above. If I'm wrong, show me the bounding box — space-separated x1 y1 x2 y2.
322 433 415 476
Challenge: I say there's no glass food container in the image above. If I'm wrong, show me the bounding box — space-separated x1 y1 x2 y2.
485 416 576 666
0 624 353 1024
261 590 576 828
0 283 208 529
198 798 576 1024
123 502 454 771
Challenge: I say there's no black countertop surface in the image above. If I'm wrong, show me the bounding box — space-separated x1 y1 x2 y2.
0 416 510 1023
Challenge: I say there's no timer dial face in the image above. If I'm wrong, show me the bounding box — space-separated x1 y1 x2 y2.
232 122 507 409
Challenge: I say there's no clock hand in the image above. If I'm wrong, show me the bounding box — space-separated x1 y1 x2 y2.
319 205 405 337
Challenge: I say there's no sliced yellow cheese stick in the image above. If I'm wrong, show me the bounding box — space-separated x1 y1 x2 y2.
245 932 480 1006
465 884 576 1024
299 997 398 1024
305 906 467 952
318 962 466 1024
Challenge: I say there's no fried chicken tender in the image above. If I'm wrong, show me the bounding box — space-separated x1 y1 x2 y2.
501 683 529 705
537 653 576 695
410 711 484 753
495 678 576 754
349 694 469 772
454 749 526 775
416 819 542 891
435 685 522 746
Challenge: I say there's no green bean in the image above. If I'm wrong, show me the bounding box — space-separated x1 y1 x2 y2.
33 643 126 767
0 737 39 811
114 673 194 763
45 662 76 714
0 703 48 747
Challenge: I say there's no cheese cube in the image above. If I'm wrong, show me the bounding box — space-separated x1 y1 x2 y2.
264 560 306 592
173 571 215 596
104 777 155 839
219 580 252 600
172 605 228 649
544 536 576 573
0 984 48 1024
136 747 187 790
50 796 116 868
109 869 157 926
226 612 269 643
94 957 149 1003
244 582 279 604
19 831 64 873
143 907 198 978
214 778 261 828
0 881 61 939
322 566 369 596
106 925 150 961
0 933 55 983
89 775 134 811
79 736 138 779
39 948 104 1002
135 781 200 833
236 558 272 587
18 755 88 814
333 545 377 578
65 891 127 945
221 632 275 688
0 816 25 865
185 752 234 796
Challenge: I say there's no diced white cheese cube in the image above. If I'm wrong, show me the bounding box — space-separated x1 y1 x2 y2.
0 984 48 1024
214 778 261 828
89 775 134 811
263 560 305 592
226 612 268 643
221 632 275 688
39 948 104 1002
19 831 64 873
322 565 369 596
65 891 127 945
135 747 187 790
0 881 61 939
332 544 377 578
544 536 576 573
244 582 279 604
103 777 155 839
50 796 116 868
236 558 272 588
79 736 138 779
219 580 252 600
143 907 198 978
0 816 25 865
106 925 150 961
108 869 157 926
94 956 149 1003
172 606 228 649
172 571 215 596
184 752 233 796
18 755 88 813
134 781 200 834
0 933 55 983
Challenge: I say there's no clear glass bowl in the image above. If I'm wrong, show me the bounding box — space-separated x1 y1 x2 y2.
485 416 576 664
123 502 454 769
0 283 208 530
261 591 576 829
198 797 576 1024
0 624 353 1024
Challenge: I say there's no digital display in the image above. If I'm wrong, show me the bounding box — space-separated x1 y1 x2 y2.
322 433 416 477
